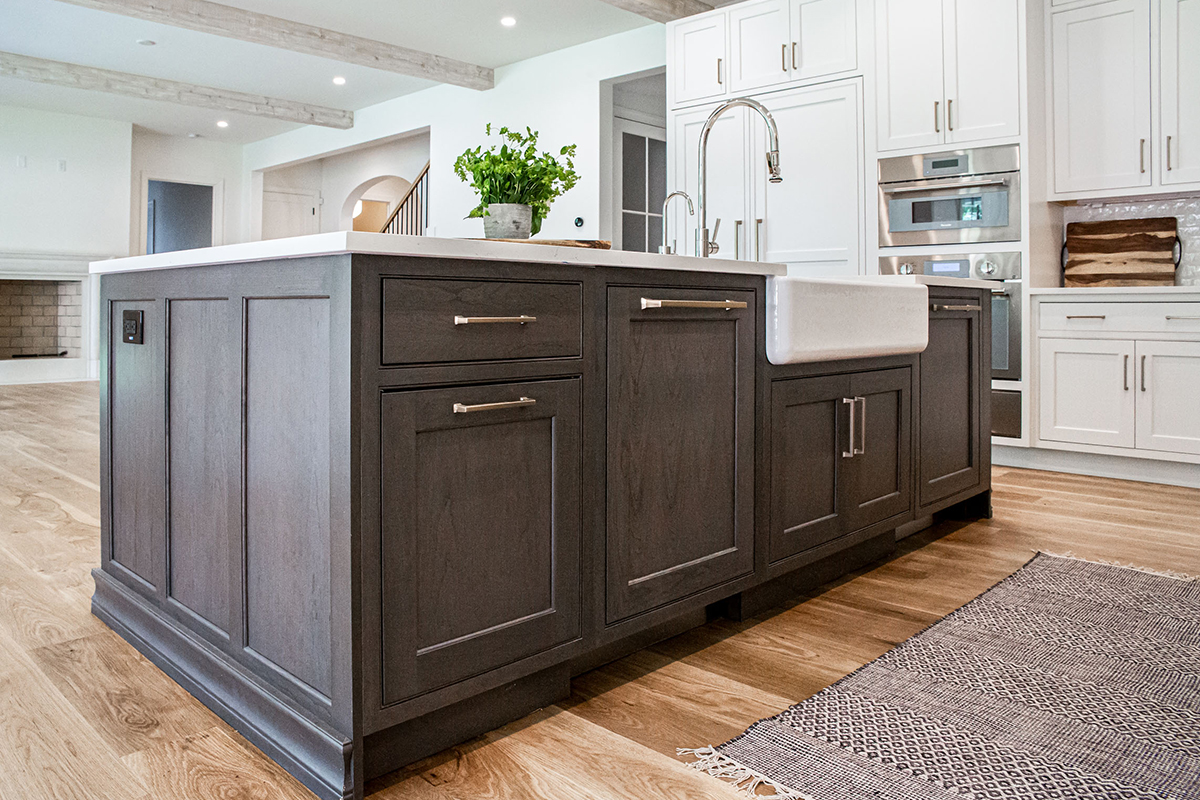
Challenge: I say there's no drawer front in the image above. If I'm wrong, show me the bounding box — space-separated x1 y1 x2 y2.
1039 302 1200 335
381 278 583 365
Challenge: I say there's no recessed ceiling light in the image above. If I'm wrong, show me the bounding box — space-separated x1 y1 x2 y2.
500 16 516 27
332 76 346 85
187 133 201 138
136 39 156 46
216 120 229 128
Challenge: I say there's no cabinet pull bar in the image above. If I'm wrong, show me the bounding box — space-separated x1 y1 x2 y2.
842 397 856 458
1166 315 1200 320
947 99 954 132
1065 314 1105 320
1124 354 1130 391
755 218 763 262
452 397 537 414
782 43 788 72
735 220 743 260
454 315 536 325
717 58 723 85
1167 135 1173 171
934 100 940 133
855 396 867 456
1141 355 1147 392
1140 139 1146 174
931 304 980 312
641 298 748 310
791 41 797 70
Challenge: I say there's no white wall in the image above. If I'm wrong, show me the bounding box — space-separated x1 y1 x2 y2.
130 127 246 254
245 25 667 241
0 105 132 258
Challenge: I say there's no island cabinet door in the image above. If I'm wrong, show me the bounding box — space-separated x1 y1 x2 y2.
378 378 581 705
605 286 756 623
769 374 852 563
842 368 912 532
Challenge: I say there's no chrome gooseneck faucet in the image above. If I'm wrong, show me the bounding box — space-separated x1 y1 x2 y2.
696 97 782 258
660 190 694 255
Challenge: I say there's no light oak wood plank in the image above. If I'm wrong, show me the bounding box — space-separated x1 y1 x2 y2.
597 0 715 23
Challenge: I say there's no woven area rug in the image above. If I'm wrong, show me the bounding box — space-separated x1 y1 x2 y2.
681 552 1200 800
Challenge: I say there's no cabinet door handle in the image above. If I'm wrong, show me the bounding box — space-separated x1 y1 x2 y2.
1166 315 1200 320
792 41 797 70
1167 135 1173 171
782 43 788 72
453 396 537 414
454 315 536 325
1124 354 1130 391
1140 139 1146 173
842 397 857 458
735 219 743 259
1065 314 1105 320
1141 355 1147 392
932 304 980 312
934 100 940 133
947 99 954 132
755 218 763 261
717 58 723 85
641 298 748 310
855 396 867 456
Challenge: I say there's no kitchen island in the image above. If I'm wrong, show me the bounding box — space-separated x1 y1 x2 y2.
91 233 992 800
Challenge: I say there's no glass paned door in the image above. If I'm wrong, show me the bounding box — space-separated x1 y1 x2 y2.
618 131 667 252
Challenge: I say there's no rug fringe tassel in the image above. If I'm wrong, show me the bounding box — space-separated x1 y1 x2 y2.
678 747 809 800
1037 550 1197 582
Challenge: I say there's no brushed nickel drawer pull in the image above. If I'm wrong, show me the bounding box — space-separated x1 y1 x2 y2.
1166 315 1200 321
947 99 954 132
855 396 867 456
842 397 857 458
1141 355 1147 392
934 100 940 133
1065 314 1106 320
641 298 748 310
1167 135 1173 171
454 315 536 325
932 304 981 312
1124 354 1130 391
782 43 788 72
1140 139 1146 173
452 397 537 414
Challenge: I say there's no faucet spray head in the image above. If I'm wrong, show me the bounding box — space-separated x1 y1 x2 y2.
767 150 782 183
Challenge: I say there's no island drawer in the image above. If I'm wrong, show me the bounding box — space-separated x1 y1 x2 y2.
381 277 583 365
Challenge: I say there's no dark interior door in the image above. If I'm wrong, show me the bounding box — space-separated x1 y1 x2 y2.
605 286 755 623
147 180 213 254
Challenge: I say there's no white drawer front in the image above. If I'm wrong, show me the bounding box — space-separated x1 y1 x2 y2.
1039 302 1200 335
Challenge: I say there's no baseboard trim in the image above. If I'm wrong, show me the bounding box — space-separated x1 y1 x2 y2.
995 445 1200 489
91 569 353 800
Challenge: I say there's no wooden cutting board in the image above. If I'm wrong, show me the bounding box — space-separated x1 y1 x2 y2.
1063 218 1177 287
473 238 612 249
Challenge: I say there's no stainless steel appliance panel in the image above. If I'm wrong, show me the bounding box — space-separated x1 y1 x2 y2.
991 390 1022 439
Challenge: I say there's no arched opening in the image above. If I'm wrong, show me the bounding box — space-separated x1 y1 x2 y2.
342 175 412 233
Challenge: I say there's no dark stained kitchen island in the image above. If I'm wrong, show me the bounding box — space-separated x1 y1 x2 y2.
90 232 992 800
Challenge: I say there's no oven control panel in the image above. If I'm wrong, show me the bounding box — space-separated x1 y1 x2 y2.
879 252 1021 282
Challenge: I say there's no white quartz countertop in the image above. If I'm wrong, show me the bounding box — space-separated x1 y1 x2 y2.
852 274 997 290
89 231 788 276
1030 285 1200 299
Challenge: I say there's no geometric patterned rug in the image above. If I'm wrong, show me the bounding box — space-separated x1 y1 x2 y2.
681 553 1200 800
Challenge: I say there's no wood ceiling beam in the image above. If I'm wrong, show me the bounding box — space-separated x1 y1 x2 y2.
0 51 355 129
54 0 495 91
597 0 714 23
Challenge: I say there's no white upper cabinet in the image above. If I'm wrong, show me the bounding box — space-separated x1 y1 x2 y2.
789 0 858 81
876 0 1021 152
1050 0 1152 194
752 81 862 274
876 0 945 152
942 0 1022 144
729 1 791 93
1161 0 1200 185
669 105 750 260
671 14 728 106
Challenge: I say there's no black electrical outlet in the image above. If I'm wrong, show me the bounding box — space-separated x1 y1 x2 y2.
122 310 144 345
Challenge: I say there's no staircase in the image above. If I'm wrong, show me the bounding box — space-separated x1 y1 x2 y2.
379 162 429 235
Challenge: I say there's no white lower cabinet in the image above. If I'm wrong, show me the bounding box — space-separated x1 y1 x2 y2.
1135 340 1200 455
1039 338 1136 448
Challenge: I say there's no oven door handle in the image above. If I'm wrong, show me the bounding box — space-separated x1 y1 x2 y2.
882 178 1009 195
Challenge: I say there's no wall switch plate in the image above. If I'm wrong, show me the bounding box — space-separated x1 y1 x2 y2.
59 159 67 172
122 310 144 344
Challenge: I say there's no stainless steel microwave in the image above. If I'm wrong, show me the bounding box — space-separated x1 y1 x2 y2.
878 145 1021 247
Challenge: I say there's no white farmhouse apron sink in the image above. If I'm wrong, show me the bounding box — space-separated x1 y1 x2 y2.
766 277 929 364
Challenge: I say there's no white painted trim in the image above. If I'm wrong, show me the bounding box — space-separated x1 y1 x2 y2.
995 443 1200 489
139 173 225 256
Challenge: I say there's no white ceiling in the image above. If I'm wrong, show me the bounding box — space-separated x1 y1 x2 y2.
0 0 652 143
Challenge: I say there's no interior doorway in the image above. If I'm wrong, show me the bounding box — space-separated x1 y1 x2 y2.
606 71 667 253
146 180 213 254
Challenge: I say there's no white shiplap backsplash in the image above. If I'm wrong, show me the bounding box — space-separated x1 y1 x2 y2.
1063 196 1200 285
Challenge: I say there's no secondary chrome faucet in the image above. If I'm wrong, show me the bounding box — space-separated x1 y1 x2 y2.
696 97 782 258
659 190 694 255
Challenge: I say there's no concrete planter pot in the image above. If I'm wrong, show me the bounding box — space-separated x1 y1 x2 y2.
482 203 533 239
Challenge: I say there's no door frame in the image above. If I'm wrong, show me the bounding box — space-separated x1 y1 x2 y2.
611 117 668 252
139 172 224 256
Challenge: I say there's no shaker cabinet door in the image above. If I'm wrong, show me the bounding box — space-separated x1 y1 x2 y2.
1134 340 1200 456
875 0 945 152
606 286 755 623
729 0 791 93
942 0 1021 144
1161 0 1200 185
670 104 750 260
672 14 728 106
1038 338 1136 449
844 368 912 532
378 378 581 705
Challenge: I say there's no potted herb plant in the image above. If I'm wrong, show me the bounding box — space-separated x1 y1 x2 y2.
453 124 579 239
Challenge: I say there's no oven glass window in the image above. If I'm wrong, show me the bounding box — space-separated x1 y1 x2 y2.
910 196 985 224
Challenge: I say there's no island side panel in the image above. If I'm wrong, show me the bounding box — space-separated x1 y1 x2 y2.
94 257 357 800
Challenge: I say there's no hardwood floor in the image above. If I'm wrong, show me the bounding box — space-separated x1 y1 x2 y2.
1 380 1196 800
